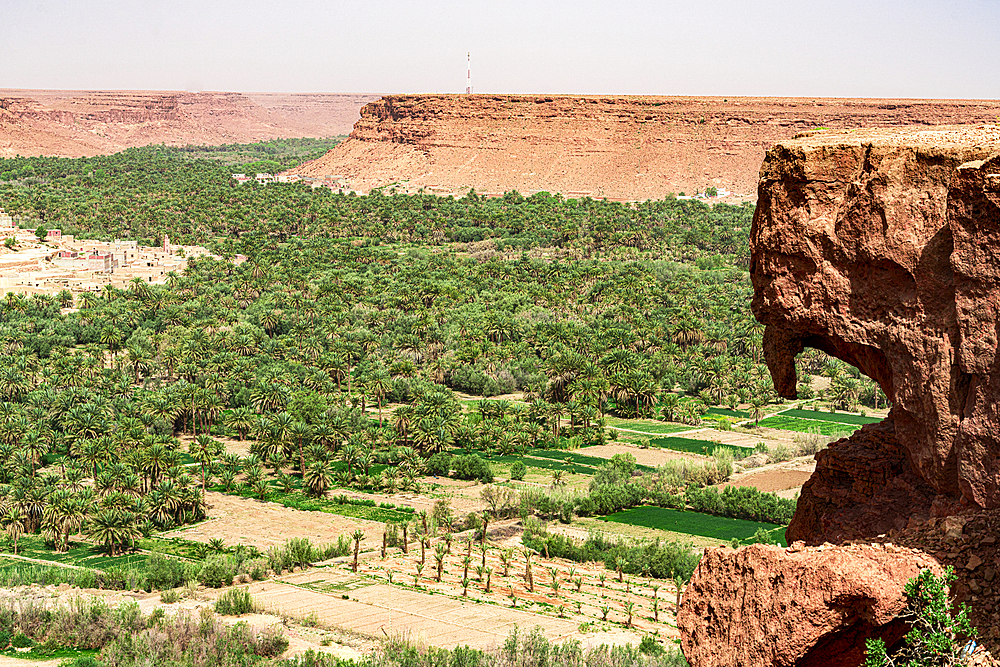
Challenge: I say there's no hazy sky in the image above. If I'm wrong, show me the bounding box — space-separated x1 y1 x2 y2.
2 0 998 98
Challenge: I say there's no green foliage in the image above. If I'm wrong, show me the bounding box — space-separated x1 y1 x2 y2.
146 552 189 591
522 524 700 582
684 485 796 525
601 506 786 545
510 461 527 481
452 454 494 482
424 452 452 477
215 587 256 615
778 409 881 425
757 415 858 436
198 555 237 588
864 567 977 667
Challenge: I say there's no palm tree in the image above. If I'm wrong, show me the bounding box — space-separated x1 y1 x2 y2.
522 547 534 592
303 461 333 498
190 435 221 492
434 543 446 582
4 507 24 555
351 529 364 573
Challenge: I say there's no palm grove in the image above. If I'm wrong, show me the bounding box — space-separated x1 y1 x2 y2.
0 144 882 560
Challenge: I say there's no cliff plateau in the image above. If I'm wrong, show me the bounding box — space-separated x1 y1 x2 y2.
0 90 381 157
292 95 1000 200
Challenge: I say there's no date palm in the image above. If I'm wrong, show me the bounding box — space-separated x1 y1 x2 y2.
351 529 364 573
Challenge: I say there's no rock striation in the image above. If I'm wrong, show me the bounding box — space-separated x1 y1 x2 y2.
0 90 380 158
292 95 1000 200
750 125 1000 543
678 542 941 667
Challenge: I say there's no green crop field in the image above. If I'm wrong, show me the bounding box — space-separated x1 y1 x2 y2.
706 407 748 418
647 436 754 456
12 535 149 570
778 409 881 425
757 415 859 436
605 418 692 434
600 506 787 545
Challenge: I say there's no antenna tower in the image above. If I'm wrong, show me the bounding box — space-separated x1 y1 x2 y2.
466 53 472 94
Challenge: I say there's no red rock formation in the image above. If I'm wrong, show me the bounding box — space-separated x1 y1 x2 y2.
678 542 941 667
750 125 1000 543
292 95 1000 200
0 89 380 158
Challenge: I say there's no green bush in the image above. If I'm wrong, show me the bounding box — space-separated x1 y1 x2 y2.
509 461 526 481
424 453 452 477
684 485 795 525
215 587 256 615
864 567 977 667
147 552 188 591
452 454 493 482
198 555 237 588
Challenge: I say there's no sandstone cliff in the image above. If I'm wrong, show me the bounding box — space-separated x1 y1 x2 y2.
678 125 1000 667
0 90 381 158
292 95 1000 200
751 125 1000 542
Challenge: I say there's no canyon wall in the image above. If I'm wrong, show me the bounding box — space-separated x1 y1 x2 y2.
0 90 381 157
292 95 1000 200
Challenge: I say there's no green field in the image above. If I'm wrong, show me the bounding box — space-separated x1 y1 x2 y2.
600 506 787 545
647 436 754 456
778 409 881 425
757 415 859 436
10 535 149 570
606 418 692 434
706 407 748 418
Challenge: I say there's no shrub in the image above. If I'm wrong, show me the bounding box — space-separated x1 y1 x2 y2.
424 453 452 477
452 454 493 482
199 556 237 588
242 558 270 581
147 552 188 591
509 461 526 481
160 588 182 604
864 567 977 667
215 587 256 615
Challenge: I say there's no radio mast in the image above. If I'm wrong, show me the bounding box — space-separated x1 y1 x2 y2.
466 53 472 94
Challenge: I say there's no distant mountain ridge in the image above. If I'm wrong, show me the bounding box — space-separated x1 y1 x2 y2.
0 90 382 158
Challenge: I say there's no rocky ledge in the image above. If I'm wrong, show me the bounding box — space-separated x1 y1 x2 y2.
751 125 1000 542
681 126 1000 665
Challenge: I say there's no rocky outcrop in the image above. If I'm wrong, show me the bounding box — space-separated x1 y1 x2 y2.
751 125 1000 543
292 96 1000 200
678 542 941 667
0 89 380 158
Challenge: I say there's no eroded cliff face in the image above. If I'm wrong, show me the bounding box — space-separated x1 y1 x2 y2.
291 95 1000 200
0 90 379 157
750 125 1000 542
681 126 1000 666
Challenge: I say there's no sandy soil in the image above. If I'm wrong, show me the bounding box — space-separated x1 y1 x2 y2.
162 492 386 550
248 538 680 650
722 457 815 494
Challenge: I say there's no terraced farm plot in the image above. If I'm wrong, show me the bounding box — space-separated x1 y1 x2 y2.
647 436 753 457
777 409 882 425
605 418 692 434
12 536 149 570
757 415 859 436
600 506 786 545
705 407 748 418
